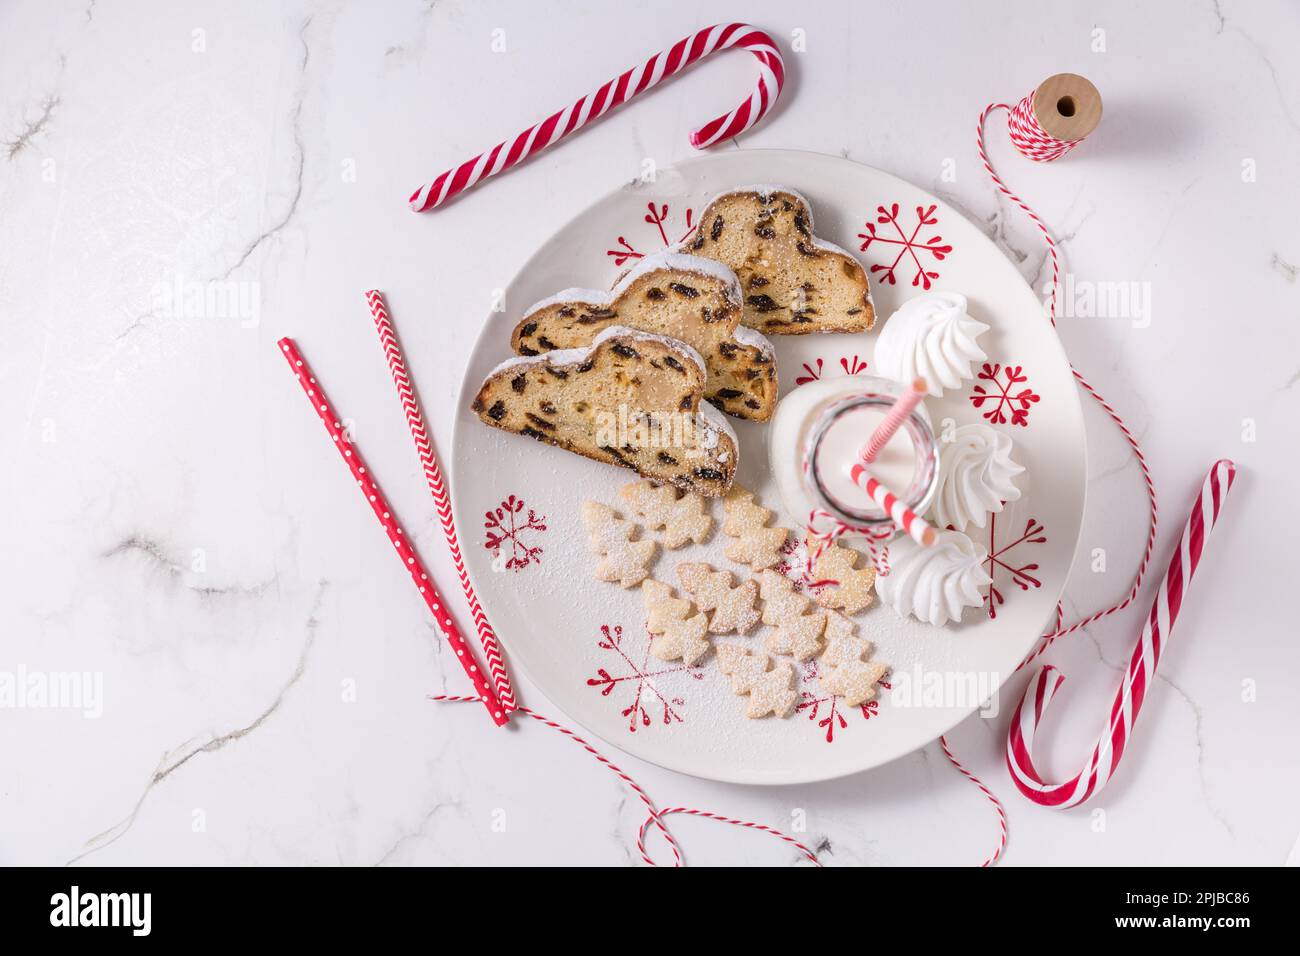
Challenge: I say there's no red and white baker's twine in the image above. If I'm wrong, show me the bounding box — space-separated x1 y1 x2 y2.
935 92 1224 863
365 291 517 714
430 695 820 866
277 338 508 726
637 808 822 867
939 735 1008 867
978 93 1159 659
1003 93 1082 162
408 23 784 212
1007 460 1236 807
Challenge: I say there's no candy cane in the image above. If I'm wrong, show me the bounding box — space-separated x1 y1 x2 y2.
1006 459 1237 808
409 22 785 212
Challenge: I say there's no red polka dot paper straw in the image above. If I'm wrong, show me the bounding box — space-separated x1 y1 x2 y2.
277 338 508 727
858 377 927 464
1006 459 1237 808
364 290 517 714
848 463 936 547
408 22 784 212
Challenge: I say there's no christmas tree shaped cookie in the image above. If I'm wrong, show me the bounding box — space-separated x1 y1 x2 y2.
619 480 713 548
818 611 887 707
581 501 656 588
811 539 877 615
722 486 789 571
715 644 797 718
676 562 760 635
757 569 826 661
641 579 710 665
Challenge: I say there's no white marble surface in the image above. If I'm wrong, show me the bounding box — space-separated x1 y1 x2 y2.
2 0 1298 866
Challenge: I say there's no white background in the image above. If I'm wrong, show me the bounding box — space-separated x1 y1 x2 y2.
1 0 1297 865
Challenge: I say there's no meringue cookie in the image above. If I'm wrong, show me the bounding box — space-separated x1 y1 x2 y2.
877 530 991 627
931 424 1025 531
873 292 989 396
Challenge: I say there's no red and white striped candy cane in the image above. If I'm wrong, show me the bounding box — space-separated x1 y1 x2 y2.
365 291 517 714
1006 459 1237 808
409 22 784 212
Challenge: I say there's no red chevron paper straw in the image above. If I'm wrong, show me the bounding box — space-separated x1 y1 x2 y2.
277 338 508 727
1006 459 1237 807
409 22 784 212
859 378 927 464
365 291 517 713
848 463 936 547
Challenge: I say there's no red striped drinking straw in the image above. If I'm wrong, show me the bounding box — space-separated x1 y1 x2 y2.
859 377 927 464
277 338 509 727
364 291 517 713
847 463 936 548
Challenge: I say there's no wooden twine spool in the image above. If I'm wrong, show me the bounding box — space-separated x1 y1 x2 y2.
1031 73 1102 143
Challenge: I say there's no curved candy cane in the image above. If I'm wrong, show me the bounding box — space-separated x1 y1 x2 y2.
1007 459 1237 808
409 22 785 212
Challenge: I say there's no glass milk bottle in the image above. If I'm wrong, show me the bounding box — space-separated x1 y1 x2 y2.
768 375 939 541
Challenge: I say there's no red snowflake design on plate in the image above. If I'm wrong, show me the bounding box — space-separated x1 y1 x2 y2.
793 354 869 386
857 203 953 289
606 201 696 266
586 624 703 732
796 660 891 744
483 494 547 571
982 509 1047 619
969 362 1042 427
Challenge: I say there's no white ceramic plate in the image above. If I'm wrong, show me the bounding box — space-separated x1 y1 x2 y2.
452 150 1085 784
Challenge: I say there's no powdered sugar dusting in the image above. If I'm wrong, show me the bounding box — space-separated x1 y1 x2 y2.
696 395 738 455
485 346 590 379
707 183 816 228
626 249 743 307
592 324 708 377
730 323 776 359
523 249 743 318
810 234 861 262
812 235 874 314
522 286 614 316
